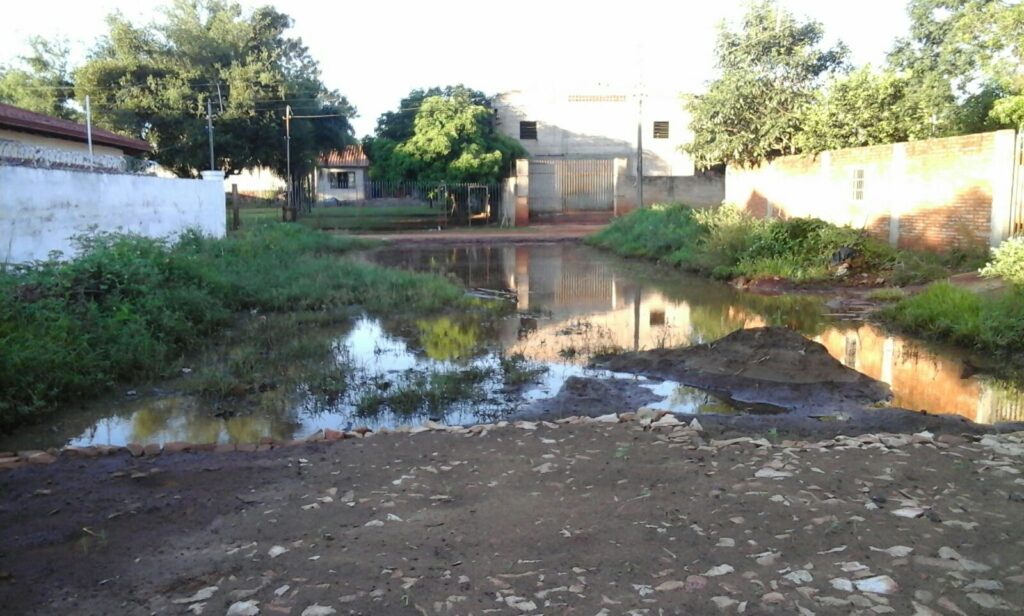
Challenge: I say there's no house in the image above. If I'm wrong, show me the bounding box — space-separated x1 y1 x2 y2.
0 102 150 161
315 145 370 203
493 87 723 218
493 88 696 177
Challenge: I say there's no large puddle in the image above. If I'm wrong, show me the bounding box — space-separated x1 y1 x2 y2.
4 243 1024 450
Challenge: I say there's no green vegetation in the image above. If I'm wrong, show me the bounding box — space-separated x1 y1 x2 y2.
884 235 1024 354
687 0 1024 168
883 283 1024 353
354 366 493 417
302 205 446 231
866 287 907 302
587 204 985 285
498 353 548 386
0 224 469 430
363 85 525 183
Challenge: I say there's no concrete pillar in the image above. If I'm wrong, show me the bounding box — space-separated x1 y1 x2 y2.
612 157 633 216
889 143 906 248
515 159 530 226
990 129 1018 247
502 177 516 226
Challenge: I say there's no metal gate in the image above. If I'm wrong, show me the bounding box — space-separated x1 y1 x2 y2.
529 159 614 214
1011 131 1024 236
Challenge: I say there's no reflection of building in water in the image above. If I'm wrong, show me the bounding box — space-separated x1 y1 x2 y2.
814 326 1024 424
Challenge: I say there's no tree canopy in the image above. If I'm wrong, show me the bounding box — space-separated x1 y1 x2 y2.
364 86 524 183
684 0 848 168
68 0 354 178
0 37 78 120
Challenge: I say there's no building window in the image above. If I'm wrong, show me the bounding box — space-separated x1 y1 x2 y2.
649 310 666 326
851 169 865 201
328 171 355 189
653 121 670 139
519 121 538 140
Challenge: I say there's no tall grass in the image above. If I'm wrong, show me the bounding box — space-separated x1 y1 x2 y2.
0 224 467 430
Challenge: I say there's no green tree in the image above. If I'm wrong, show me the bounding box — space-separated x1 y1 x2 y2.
795 67 933 152
366 87 524 183
889 0 1024 133
684 0 848 168
74 0 354 178
0 37 78 120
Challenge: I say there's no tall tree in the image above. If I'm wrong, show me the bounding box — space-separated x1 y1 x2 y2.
684 0 848 168
365 87 524 183
0 37 78 120
889 0 1024 132
795 67 934 152
75 0 354 178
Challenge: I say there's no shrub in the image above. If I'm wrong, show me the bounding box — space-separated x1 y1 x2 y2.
981 236 1024 285
0 224 467 430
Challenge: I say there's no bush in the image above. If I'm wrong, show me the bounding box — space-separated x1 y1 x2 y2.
588 203 897 283
0 225 467 430
981 236 1024 285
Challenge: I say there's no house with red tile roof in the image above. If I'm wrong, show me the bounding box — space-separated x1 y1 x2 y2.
316 145 370 202
0 103 150 158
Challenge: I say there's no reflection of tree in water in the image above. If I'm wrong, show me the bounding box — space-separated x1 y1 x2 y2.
415 316 485 362
128 394 302 444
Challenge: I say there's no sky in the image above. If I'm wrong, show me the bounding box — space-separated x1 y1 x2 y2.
0 0 911 136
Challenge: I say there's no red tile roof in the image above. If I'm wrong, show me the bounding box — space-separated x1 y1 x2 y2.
319 145 369 168
0 103 151 156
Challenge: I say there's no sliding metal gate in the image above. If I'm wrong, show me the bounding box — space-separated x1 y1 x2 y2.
529 159 614 214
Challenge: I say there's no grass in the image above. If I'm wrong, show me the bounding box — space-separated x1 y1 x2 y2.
866 287 907 302
882 282 1024 353
587 203 986 285
0 223 472 431
354 366 493 417
301 204 447 231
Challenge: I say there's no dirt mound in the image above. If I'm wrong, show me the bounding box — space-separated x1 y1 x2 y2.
591 326 891 413
514 376 662 421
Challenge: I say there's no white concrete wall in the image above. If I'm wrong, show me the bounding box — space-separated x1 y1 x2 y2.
495 88 696 177
1 166 226 264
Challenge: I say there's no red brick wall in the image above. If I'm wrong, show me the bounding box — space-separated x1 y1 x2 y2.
725 131 1015 252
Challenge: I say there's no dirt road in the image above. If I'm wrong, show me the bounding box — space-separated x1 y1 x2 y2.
2 415 1023 615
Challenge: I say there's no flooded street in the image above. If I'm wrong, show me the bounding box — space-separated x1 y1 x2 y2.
4 242 1023 450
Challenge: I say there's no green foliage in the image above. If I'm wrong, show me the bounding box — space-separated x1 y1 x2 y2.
866 287 908 302
888 0 1024 134
0 224 467 430
354 366 492 417
590 204 897 283
796 67 934 152
74 0 354 178
0 37 78 120
884 282 1024 352
981 237 1024 285
365 86 525 183
684 0 848 167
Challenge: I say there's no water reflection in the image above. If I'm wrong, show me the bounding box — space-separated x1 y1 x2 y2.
5 243 1023 451
375 244 1024 425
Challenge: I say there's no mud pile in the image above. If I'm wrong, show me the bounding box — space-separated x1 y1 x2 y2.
591 326 892 414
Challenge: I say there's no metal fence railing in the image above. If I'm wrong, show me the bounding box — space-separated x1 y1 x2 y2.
0 139 157 175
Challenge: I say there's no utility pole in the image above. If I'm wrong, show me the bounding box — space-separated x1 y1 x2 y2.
206 99 215 170
85 95 94 164
636 93 644 209
285 105 292 222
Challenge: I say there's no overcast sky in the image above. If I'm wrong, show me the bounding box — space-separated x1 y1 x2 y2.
1 0 911 136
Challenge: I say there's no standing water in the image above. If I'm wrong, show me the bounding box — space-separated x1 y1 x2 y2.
3 242 1022 450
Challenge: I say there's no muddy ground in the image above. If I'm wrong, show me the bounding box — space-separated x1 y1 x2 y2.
592 327 892 416
2 415 1024 616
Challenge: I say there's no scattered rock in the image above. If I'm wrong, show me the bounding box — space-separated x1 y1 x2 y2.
226 601 260 616
267 546 288 558
705 564 734 577
172 586 218 604
853 575 899 595
300 605 336 616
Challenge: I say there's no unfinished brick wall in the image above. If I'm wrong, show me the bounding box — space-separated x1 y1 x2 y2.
725 130 1018 251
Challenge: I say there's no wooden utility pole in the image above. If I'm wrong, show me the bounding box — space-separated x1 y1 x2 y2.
231 183 240 231
285 105 292 222
206 99 215 171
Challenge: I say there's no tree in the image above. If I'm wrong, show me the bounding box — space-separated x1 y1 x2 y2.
74 0 355 178
0 37 78 120
684 0 848 168
889 0 1024 133
365 87 524 183
795 67 934 152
